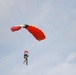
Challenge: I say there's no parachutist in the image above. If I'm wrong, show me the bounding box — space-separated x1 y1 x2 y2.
23 50 29 65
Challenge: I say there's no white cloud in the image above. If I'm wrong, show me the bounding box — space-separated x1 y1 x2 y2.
0 0 15 19
44 52 76 75
29 1 54 24
65 52 76 63
46 63 76 75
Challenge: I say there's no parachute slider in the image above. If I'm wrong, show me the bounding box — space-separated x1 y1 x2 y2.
23 24 29 28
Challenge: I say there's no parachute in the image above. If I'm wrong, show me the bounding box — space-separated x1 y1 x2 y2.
11 24 46 41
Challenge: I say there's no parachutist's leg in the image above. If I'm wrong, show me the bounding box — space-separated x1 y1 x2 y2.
23 59 26 64
23 60 25 64
26 58 28 65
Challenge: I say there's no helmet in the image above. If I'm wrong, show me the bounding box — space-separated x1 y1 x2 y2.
24 50 29 53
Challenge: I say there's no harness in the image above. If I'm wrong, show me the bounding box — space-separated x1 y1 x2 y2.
24 54 28 58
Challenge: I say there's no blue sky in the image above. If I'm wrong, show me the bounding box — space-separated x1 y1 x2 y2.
0 0 76 75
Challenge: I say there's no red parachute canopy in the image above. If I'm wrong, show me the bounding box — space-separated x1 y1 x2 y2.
11 24 46 41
